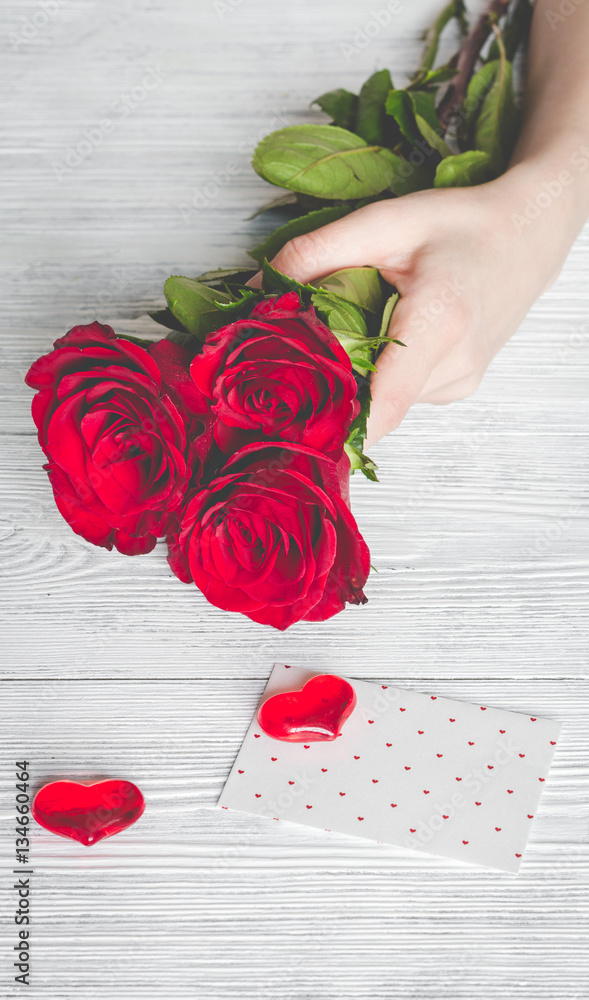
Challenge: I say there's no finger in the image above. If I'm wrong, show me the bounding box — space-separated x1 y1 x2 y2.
245 209 377 289
266 200 421 286
364 297 439 448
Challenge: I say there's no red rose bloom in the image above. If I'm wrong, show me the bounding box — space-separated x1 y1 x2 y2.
167 442 370 630
190 291 359 458
26 322 211 555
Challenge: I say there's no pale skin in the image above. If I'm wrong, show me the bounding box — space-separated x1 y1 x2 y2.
251 0 589 447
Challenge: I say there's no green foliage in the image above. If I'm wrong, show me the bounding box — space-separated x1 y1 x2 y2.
196 266 258 284
412 0 468 82
379 290 400 339
467 52 519 174
410 91 439 131
260 260 317 299
313 267 383 313
249 206 351 264
356 69 394 146
311 291 373 374
385 89 421 146
414 114 452 158
313 88 358 130
434 149 494 187
163 277 234 341
252 124 402 200
157 3 528 480
345 379 378 481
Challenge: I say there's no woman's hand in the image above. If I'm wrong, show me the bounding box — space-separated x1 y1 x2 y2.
250 0 589 448
254 164 578 446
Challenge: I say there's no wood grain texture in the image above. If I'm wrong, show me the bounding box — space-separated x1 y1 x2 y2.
0 0 588 997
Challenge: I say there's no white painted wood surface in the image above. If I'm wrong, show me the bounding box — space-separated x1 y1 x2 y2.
1 1 588 997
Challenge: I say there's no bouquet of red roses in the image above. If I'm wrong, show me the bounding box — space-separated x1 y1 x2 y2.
26 1 526 628
25 267 387 629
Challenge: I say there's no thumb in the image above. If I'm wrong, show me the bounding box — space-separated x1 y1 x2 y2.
364 296 435 448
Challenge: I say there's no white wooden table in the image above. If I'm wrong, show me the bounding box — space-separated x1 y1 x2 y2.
1 1 588 997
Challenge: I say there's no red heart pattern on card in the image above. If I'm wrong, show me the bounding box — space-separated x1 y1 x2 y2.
224 666 560 873
32 780 145 847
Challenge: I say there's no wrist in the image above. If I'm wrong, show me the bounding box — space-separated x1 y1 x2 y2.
472 150 589 296
502 143 589 240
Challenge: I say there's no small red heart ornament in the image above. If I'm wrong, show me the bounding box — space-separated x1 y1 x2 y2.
257 674 356 742
32 779 145 847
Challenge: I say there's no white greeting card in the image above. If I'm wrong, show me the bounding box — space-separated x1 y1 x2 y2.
218 665 562 873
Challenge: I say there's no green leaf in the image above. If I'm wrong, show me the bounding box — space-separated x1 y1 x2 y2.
164 276 234 341
311 291 374 374
252 124 402 200
165 329 199 349
415 114 452 158
311 292 368 336
413 0 467 78
349 357 377 373
112 332 155 348
345 378 377 479
434 149 493 187
313 267 383 313
313 88 358 130
385 89 420 145
464 61 499 136
465 54 519 173
344 440 379 481
386 89 442 152
246 192 299 219
355 69 393 146
410 91 439 131
149 308 190 334
378 290 400 339
196 266 257 284
389 159 434 196
248 206 351 264
213 287 261 315
260 260 316 298
407 64 459 90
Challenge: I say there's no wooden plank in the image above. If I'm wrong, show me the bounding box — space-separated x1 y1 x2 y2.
1 0 588 996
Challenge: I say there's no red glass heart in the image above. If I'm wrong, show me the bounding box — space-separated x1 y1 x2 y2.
257 674 356 742
31 779 145 846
